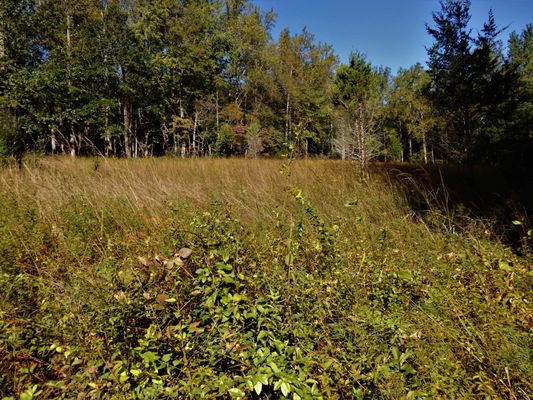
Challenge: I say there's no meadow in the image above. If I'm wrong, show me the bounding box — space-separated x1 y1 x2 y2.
0 157 531 399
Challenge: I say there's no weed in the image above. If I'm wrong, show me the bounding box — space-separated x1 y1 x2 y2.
0 157 531 398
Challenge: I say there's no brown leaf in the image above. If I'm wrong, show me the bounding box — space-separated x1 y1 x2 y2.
114 291 126 303
178 247 193 259
154 255 166 264
155 293 169 304
188 321 204 334
137 256 159 268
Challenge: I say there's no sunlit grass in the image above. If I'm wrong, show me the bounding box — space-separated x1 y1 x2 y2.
1 157 530 398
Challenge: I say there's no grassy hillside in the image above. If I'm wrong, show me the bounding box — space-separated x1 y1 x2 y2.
1 157 531 399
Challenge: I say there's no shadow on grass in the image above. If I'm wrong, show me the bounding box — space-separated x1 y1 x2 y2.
373 162 533 253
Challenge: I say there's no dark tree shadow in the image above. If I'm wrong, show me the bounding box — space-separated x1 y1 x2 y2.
372 162 533 253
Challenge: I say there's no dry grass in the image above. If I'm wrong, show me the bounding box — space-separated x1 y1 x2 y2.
2 157 530 399
0 157 408 234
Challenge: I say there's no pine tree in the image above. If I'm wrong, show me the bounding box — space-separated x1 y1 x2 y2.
332 52 387 173
426 0 515 164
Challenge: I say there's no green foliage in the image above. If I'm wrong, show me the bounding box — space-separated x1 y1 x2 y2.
0 0 339 159
504 24 533 176
332 53 387 171
0 107 15 162
214 123 235 156
386 64 436 163
0 0 530 166
425 0 520 164
1 159 531 398
333 52 383 107
381 128 403 161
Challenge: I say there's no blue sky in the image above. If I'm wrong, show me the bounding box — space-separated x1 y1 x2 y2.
251 0 532 73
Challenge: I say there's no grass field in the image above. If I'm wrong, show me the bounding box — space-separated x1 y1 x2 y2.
1 157 531 399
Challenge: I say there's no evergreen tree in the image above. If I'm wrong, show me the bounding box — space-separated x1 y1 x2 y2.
332 52 387 173
505 24 533 177
426 0 515 164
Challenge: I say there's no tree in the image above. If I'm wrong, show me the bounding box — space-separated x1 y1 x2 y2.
0 0 338 159
504 24 533 176
270 28 337 155
388 64 437 163
0 0 42 163
426 0 513 164
332 52 386 174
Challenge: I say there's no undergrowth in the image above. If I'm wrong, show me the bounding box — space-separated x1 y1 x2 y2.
0 157 531 399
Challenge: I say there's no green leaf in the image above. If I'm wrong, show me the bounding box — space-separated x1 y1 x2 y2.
498 260 513 272
280 381 291 397
285 253 294 267
232 293 247 303
512 220 523 226
269 361 281 374
119 371 129 383
221 250 230 263
398 270 412 281
141 351 159 363
322 358 334 370
392 346 399 361
130 369 142 377
401 363 416 375
245 380 254 391
258 374 269 385
228 388 245 397
254 381 262 395
257 330 268 342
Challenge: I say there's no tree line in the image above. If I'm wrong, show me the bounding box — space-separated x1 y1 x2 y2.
0 0 531 172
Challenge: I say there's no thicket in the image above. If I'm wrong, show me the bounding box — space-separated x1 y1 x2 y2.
1 158 531 399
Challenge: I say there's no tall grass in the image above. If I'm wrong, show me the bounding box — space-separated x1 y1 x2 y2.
1 157 413 247
1 157 531 399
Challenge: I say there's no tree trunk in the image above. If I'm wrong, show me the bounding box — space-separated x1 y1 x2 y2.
285 67 293 141
0 30 5 58
216 90 220 139
51 130 57 154
66 14 71 58
422 133 428 164
123 100 131 157
192 111 198 156
69 126 76 158
104 107 112 157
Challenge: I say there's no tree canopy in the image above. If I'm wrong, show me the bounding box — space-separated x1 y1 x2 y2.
0 0 530 174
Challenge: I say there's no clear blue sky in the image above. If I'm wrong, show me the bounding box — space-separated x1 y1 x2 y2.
252 0 532 73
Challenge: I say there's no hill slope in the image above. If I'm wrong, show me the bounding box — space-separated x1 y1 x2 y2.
1 158 531 399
